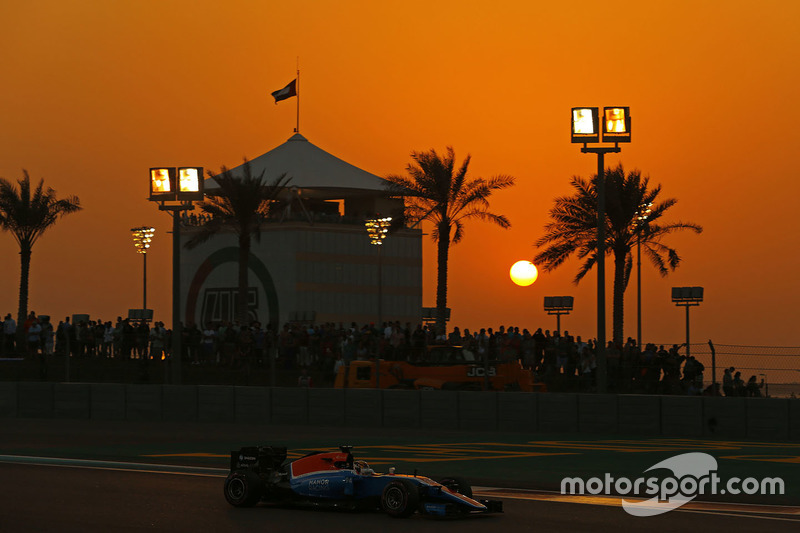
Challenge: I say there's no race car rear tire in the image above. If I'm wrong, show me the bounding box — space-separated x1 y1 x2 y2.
381 479 419 518
224 470 263 507
438 476 473 498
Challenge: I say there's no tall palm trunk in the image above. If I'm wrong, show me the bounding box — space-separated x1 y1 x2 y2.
237 233 250 326
612 248 628 345
435 222 451 336
17 244 31 349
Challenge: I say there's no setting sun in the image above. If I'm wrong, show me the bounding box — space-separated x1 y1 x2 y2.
510 260 538 287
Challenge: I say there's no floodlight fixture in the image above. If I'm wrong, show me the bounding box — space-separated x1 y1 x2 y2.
365 216 393 245
149 167 176 200
672 286 704 304
131 226 155 254
130 226 155 318
602 106 631 143
571 107 599 143
177 167 204 201
635 202 653 225
544 296 574 312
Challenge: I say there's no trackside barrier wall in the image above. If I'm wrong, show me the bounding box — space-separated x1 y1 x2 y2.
538 393 578 432
234 386 270 423
271 388 309 425
791 401 800 441
578 393 617 434
199 385 235 423
54 383 90 419
309 389 345 426
383 389 420 428
92 383 126 420
703 396 747 438
618 395 661 435
746 398 790 440
344 389 382 428
661 396 703 437
420 390 458 429
163 385 198 422
0 382 797 441
497 392 536 431
458 391 497 431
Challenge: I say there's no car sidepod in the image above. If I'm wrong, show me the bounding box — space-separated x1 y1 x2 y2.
290 470 359 501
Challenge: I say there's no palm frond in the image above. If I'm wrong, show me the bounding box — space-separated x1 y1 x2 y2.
185 161 289 250
534 163 702 342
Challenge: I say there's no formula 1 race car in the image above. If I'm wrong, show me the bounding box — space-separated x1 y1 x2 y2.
223 445 503 518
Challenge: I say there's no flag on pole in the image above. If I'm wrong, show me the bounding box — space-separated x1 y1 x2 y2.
271 79 297 103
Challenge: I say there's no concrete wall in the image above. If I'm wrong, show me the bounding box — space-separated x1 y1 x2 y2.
0 383 18 418
54 383 90 419
703 396 747 438
458 392 497 431
661 396 703 437
539 393 578 433
1 382 797 441
746 398 790 440
618 395 661 435
383 389 420 428
309 389 345 426
91 384 126 420
234 386 270 423
345 389 382 428
578 394 617 434
497 392 536 432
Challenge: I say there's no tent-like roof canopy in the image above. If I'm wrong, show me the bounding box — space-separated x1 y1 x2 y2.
205 133 391 199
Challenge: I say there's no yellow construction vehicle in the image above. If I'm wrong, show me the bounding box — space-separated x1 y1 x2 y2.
334 345 546 392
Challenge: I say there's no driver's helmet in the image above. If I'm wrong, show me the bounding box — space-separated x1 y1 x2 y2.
353 460 373 475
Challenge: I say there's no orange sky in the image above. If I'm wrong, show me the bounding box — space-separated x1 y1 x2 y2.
1 0 798 346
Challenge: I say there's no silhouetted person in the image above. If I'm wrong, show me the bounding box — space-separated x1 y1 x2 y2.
723 367 735 396
745 375 764 397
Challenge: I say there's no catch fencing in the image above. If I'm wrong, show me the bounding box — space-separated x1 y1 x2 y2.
671 343 800 397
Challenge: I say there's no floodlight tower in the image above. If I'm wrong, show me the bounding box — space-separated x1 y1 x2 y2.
131 226 155 312
571 106 632 393
544 296 574 336
148 166 204 384
365 215 392 389
634 202 652 349
671 286 704 359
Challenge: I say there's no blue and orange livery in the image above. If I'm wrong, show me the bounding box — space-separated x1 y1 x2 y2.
224 445 503 519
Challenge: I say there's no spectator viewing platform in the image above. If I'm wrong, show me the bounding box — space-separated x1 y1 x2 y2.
177 133 422 330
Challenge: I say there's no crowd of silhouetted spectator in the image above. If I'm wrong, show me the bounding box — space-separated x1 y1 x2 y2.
1 311 766 396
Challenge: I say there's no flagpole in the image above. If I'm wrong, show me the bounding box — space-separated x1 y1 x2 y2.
296 59 300 133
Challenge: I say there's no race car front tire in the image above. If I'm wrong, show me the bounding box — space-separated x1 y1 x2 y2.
381 479 420 518
224 470 263 507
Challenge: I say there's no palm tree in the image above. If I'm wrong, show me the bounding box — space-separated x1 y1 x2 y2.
185 160 289 325
0 170 82 340
534 164 702 344
386 147 514 334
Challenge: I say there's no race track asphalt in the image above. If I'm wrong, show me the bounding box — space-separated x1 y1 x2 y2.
0 418 798 532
